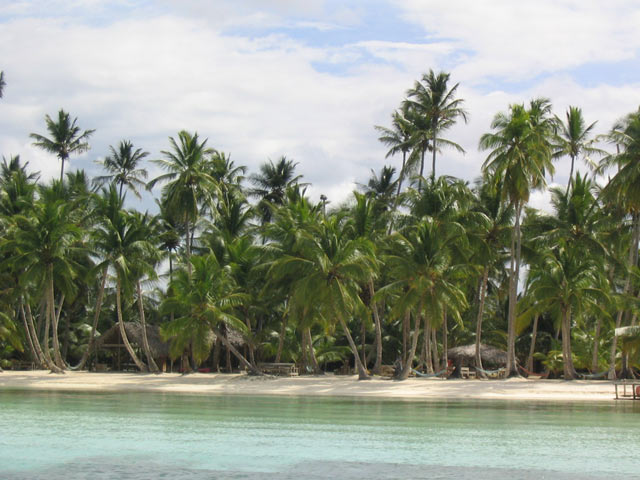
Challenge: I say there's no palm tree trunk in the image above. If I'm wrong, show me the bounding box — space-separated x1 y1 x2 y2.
423 314 433 373
526 315 539 373
431 129 437 180
211 325 261 375
21 301 45 368
41 288 63 373
506 201 522 377
402 310 409 363
561 306 576 379
442 309 448 373
475 266 489 378
305 328 321 374
591 316 602 373
73 267 107 370
338 315 370 380
52 293 65 368
275 315 287 363
360 319 367 368
116 277 148 372
185 217 192 276
431 327 439 371
59 155 66 183
137 281 159 373
48 266 65 369
418 148 426 192
565 154 576 196
399 308 422 380
369 280 383 375
395 151 407 200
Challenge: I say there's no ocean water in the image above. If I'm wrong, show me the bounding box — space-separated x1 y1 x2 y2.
0 390 638 479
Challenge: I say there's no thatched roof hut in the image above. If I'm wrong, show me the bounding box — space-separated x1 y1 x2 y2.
95 322 170 361
448 344 507 366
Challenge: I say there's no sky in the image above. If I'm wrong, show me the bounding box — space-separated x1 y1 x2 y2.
1 0 639 212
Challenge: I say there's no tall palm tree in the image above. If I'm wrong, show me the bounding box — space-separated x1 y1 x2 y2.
249 156 305 224
554 106 602 195
375 106 412 204
149 131 218 272
480 99 555 376
93 140 149 201
405 69 468 181
30 110 95 182
599 107 640 378
5 192 83 372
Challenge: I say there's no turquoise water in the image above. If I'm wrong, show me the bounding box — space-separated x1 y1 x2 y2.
1 390 639 479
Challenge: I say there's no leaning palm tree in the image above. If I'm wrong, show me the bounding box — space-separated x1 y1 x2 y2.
554 106 602 195
93 140 149 201
480 99 556 376
405 69 468 181
30 110 95 182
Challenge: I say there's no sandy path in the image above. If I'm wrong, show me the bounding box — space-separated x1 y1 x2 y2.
0 370 625 402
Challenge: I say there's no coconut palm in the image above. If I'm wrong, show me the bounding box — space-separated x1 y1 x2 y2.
4 191 84 372
480 99 556 376
405 69 468 181
554 106 603 195
375 106 412 204
30 110 95 182
268 214 377 380
249 156 305 224
93 140 149 201
383 217 470 379
161 254 260 374
149 131 218 271
599 107 640 378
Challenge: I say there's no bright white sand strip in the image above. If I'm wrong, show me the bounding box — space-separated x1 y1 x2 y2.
0 371 621 402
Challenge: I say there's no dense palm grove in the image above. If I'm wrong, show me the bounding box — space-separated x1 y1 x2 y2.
1 69 639 380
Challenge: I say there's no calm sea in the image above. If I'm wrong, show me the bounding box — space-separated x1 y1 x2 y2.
0 390 638 479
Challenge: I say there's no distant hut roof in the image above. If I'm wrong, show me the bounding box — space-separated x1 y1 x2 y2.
95 322 170 359
448 344 507 366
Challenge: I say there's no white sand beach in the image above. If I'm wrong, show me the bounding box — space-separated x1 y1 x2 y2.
0 371 623 402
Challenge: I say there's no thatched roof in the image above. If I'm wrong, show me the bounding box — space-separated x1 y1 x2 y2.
95 322 246 359
95 322 170 359
448 344 507 366
615 326 640 339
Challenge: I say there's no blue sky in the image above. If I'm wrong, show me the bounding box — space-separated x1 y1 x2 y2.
1 0 639 210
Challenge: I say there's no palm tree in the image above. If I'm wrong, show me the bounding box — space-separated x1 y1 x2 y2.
249 156 305 224
519 243 608 379
149 131 217 272
268 215 377 380
5 191 83 372
93 140 149 201
161 254 260 374
480 99 555 376
383 217 470 379
30 110 95 182
375 106 412 204
554 106 602 195
599 107 640 378
405 69 468 181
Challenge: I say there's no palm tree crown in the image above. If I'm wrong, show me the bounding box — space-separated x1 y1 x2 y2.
93 140 149 201
30 110 95 182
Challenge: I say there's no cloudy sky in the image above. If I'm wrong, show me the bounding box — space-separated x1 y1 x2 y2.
1 0 639 210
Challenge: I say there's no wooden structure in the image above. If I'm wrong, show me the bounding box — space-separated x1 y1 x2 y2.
94 322 170 372
615 381 640 400
259 362 299 376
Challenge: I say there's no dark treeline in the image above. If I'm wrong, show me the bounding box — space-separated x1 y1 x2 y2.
1 69 639 380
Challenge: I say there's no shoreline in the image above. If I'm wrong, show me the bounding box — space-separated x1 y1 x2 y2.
0 370 623 402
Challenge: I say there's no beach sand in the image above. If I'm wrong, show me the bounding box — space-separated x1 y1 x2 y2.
0 370 621 402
